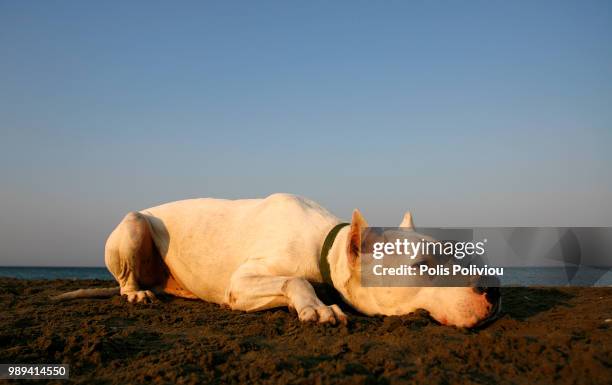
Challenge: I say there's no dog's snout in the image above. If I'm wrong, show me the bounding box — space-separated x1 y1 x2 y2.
483 286 500 305
472 276 501 304
473 285 486 294
471 275 502 328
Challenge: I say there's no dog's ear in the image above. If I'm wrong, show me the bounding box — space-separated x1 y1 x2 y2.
400 211 415 230
347 209 368 266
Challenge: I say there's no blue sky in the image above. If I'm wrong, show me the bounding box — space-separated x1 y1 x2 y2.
1 1 611 266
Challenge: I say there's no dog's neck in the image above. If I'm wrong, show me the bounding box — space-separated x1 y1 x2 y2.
325 227 374 314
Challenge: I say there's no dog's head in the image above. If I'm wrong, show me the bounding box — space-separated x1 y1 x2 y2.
336 210 501 328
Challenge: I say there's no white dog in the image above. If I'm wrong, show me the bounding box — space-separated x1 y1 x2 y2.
55 193 500 327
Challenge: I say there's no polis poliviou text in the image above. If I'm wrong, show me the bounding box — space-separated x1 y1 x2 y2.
373 264 504 277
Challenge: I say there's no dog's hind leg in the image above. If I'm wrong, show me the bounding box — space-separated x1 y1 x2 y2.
105 211 166 303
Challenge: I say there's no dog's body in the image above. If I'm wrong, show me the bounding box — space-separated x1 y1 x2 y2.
56 193 499 327
107 193 348 323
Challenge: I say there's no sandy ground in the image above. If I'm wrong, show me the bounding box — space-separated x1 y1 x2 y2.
0 278 610 385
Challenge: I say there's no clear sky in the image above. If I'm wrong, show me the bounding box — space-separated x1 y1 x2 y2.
1 1 611 266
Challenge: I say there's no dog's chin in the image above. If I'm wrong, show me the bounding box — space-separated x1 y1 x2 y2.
434 314 487 328
429 296 498 328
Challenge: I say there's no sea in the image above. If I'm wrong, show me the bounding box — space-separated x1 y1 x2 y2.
0 266 610 286
0 266 114 280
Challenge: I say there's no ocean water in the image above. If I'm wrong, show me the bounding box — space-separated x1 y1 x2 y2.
0 266 113 280
0 266 610 286
502 266 612 287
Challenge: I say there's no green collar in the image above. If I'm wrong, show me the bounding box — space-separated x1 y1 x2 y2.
319 222 350 286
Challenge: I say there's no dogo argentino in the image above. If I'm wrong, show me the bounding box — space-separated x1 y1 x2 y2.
55 194 500 327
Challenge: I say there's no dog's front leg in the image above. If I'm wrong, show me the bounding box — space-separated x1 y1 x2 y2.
225 263 347 325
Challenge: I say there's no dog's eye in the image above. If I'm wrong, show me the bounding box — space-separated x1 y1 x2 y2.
415 260 433 269
415 257 436 268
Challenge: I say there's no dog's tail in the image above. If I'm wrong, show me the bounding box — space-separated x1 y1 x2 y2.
51 287 120 301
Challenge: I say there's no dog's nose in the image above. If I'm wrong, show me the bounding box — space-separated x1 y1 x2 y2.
472 276 501 305
471 276 502 327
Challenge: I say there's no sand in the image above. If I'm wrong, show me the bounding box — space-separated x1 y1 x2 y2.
0 278 610 384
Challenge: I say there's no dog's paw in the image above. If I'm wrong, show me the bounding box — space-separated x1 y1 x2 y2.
298 304 347 325
122 290 156 304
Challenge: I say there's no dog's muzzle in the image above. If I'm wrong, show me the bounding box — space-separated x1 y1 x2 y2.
472 276 502 327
